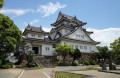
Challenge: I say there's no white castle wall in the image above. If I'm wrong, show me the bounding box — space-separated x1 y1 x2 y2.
60 41 97 53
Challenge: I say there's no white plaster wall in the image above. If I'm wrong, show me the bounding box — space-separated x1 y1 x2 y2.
41 44 55 56
27 33 44 39
61 29 70 36
49 32 56 40
68 27 92 41
60 41 97 53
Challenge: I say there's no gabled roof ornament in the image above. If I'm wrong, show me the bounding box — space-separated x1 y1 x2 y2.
40 25 44 32
74 16 76 19
40 25 42 28
59 10 62 14
27 23 31 28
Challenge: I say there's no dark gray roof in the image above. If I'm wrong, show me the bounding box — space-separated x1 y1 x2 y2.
23 24 49 34
23 37 57 43
59 12 75 20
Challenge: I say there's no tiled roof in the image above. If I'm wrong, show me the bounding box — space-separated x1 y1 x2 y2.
23 37 57 43
59 12 75 20
23 24 49 34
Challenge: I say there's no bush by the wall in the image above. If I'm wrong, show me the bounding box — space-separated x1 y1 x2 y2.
8 62 14 67
21 62 27 67
27 63 36 67
84 61 90 66
72 60 79 66
90 61 96 65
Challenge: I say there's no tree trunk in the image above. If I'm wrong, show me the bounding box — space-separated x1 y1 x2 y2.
109 56 113 70
102 59 107 70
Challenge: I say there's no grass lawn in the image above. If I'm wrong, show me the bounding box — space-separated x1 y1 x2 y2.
30 67 44 69
72 67 101 71
55 71 87 78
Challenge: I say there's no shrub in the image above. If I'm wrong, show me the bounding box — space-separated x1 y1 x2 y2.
27 63 36 67
2 60 9 65
21 62 27 67
72 60 79 66
1 64 10 69
58 63 70 66
8 62 14 67
90 61 96 65
84 61 90 66
0 60 2 66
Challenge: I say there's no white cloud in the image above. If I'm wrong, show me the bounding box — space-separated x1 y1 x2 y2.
87 28 120 47
24 19 39 26
0 9 34 16
42 27 51 32
37 2 66 17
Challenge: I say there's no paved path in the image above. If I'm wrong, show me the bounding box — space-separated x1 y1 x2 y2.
0 68 23 78
71 70 120 78
20 66 91 78
20 68 52 78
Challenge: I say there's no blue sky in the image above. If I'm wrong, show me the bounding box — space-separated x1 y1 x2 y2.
1 0 120 47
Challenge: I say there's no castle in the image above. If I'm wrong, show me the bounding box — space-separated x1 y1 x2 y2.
23 12 100 56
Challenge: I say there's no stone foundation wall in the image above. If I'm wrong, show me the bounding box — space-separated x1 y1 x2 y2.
44 52 92 64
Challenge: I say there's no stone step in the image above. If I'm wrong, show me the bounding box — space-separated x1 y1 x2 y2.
33 56 54 68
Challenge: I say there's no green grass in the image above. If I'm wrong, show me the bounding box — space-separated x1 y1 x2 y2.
56 71 87 78
31 67 44 69
86 67 101 70
72 67 101 71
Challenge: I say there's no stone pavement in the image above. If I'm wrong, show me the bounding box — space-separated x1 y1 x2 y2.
71 70 120 78
0 68 23 78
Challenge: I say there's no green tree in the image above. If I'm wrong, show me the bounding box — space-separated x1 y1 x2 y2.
16 41 34 67
110 37 120 61
55 44 74 63
0 0 4 8
93 46 109 70
71 48 82 61
0 13 22 64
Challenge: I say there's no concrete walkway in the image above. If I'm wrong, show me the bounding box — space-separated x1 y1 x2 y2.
71 70 120 78
0 68 23 78
20 68 54 78
20 66 91 78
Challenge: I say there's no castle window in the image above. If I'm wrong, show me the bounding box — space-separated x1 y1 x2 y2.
79 46 81 49
90 47 91 50
52 44 56 48
76 35 84 39
76 34 80 38
46 47 49 50
65 30 68 33
72 45 74 48
31 34 35 37
38 35 42 38
84 46 87 49
64 42 66 44
81 35 84 39
75 45 78 49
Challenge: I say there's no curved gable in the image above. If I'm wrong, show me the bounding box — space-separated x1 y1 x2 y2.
67 27 93 42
